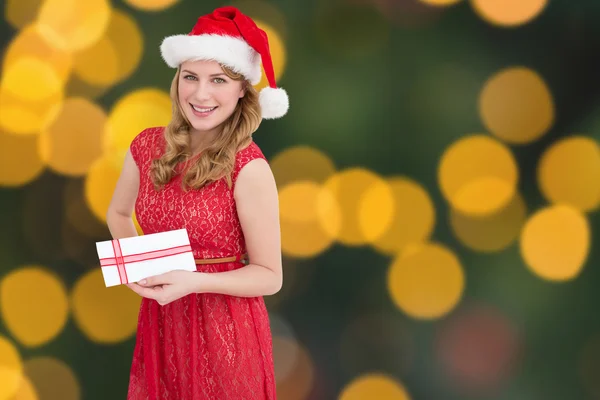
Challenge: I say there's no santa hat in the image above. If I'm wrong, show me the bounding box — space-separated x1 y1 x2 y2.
160 6 289 120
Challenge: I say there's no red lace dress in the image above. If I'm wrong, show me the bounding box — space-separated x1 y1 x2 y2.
126 127 276 399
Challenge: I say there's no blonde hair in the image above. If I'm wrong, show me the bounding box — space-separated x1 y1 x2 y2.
150 65 262 190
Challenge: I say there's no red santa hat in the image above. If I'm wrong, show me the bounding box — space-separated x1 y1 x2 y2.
160 6 289 120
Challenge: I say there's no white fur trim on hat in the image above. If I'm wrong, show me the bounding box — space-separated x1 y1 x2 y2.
160 34 262 84
259 87 289 119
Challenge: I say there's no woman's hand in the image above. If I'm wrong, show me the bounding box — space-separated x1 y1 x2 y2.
127 270 198 306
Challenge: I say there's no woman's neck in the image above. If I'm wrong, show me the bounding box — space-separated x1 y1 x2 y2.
188 127 219 156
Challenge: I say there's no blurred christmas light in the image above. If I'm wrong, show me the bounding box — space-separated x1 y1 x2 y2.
279 181 340 257
479 67 554 144
71 269 141 343
84 155 122 222
24 357 80 400
275 339 315 400
435 303 521 396
0 267 69 347
339 373 412 400
4 0 43 29
471 0 548 27
438 134 519 216
520 204 589 281
538 136 600 212
450 192 526 252
388 242 465 319
1 57 62 102
0 335 23 399
372 177 435 256
39 98 107 177
3 24 72 83
0 129 45 187
37 0 111 52
10 374 38 400
323 168 394 246
124 0 180 12
270 146 336 188
103 88 172 169
73 9 144 87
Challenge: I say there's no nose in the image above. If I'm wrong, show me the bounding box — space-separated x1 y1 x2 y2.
193 80 212 102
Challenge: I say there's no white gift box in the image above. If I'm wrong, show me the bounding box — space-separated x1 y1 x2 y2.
96 228 197 287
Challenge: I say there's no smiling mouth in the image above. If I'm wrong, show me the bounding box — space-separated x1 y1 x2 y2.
191 104 218 113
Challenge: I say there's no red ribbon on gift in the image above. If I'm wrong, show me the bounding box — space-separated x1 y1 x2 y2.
101 242 193 284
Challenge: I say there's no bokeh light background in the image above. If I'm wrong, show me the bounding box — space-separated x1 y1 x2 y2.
1 0 600 399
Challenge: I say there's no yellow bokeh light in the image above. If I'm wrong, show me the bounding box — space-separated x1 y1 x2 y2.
438 134 518 216
0 130 45 187
0 267 69 348
323 168 394 246
388 243 465 319
124 0 180 11
104 88 172 168
479 67 554 144
71 269 141 343
73 9 144 86
538 136 600 212
3 24 72 83
520 204 589 281
471 0 548 27
372 177 435 255
339 374 411 400
279 181 340 257
0 335 23 400
5 0 44 29
419 0 463 6
270 146 336 187
38 98 107 176
36 0 111 52
275 340 314 400
451 193 526 252
1 57 63 103
85 155 122 222
0 84 63 136
11 374 38 400
254 21 286 91
359 179 396 243
64 179 111 239
23 357 79 400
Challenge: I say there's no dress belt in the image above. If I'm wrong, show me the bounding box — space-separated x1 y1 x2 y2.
194 253 249 265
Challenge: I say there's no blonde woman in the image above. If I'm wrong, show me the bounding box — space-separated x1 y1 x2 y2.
106 6 289 399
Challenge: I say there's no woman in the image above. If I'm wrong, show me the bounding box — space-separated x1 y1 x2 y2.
106 6 289 399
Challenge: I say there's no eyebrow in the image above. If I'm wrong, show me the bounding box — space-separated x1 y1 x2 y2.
181 70 226 77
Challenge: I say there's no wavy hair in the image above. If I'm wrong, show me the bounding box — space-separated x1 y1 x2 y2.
150 65 262 190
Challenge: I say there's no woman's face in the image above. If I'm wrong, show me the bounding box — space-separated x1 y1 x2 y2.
178 59 245 135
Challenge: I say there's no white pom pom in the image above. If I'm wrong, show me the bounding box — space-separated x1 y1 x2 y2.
259 87 289 119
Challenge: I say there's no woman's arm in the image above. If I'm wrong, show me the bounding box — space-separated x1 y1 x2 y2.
136 158 283 300
106 151 140 239
196 157 283 296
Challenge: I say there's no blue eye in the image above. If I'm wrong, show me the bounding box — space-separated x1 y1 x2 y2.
213 77 226 83
183 75 197 81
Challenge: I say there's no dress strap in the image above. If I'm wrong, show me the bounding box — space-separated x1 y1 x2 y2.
195 253 249 265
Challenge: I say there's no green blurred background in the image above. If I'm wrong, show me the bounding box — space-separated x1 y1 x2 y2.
2 0 600 399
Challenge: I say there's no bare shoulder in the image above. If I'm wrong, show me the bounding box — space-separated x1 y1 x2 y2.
234 156 276 197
